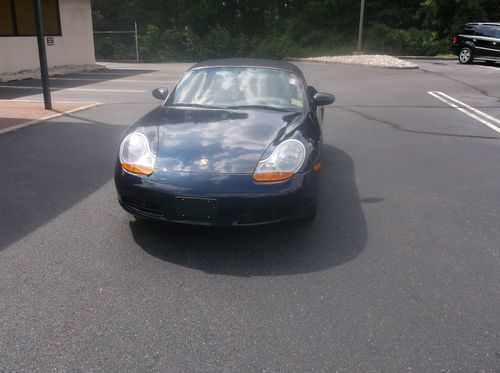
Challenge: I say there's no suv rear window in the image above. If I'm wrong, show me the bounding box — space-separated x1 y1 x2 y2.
460 26 476 35
475 26 496 37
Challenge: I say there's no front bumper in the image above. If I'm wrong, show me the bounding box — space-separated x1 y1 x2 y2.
114 166 318 225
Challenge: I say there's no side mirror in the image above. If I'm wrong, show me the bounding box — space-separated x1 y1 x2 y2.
313 92 335 106
152 87 169 101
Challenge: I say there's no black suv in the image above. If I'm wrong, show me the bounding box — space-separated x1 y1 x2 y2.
451 23 500 64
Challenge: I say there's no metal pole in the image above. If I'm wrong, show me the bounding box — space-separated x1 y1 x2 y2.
34 0 52 110
134 21 139 62
357 0 365 53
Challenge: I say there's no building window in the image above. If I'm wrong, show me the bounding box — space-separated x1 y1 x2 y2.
0 0 61 36
0 1 15 35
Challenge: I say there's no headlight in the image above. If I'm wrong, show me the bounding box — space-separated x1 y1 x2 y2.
119 132 156 176
253 139 306 182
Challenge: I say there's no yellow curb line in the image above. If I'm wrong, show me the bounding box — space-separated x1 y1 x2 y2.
0 102 101 135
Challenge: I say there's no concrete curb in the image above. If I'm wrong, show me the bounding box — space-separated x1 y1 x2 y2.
0 102 101 135
397 56 456 61
285 57 419 70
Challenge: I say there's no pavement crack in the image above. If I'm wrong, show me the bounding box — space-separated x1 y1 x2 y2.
337 107 499 140
419 68 500 101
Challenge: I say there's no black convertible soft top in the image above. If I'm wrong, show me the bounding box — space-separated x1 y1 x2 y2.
190 58 303 76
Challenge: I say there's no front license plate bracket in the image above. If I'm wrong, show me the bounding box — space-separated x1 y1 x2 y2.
175 197 218 222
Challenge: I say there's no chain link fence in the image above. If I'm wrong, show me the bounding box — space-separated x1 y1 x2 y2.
93 22 139 61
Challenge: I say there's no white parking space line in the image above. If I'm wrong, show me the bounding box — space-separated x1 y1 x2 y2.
96 67 189 72
5 99 96 104
475 65 500 72
428 91 500 134
44 78 176 83
77 72 182 76
0 85 147 93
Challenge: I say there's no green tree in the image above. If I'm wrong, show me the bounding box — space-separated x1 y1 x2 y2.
91 0 500 61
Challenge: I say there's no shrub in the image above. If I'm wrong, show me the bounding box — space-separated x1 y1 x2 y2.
364 23 447 55
205 25 233 59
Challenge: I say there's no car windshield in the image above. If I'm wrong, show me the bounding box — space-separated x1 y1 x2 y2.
170 67 306 111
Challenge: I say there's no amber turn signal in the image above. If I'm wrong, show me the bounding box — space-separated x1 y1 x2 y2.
253 171 295 182
122 162 154 176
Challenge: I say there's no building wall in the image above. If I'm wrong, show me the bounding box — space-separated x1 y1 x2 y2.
0 0 95 75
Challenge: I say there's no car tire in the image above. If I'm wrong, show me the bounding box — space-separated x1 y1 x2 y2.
458 47 473 64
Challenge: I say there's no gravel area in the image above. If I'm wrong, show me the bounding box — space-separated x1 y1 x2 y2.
298 55 419 69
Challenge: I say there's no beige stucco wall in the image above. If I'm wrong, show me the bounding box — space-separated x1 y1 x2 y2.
0 0 95 75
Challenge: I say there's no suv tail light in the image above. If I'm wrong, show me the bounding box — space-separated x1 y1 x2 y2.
453 36 457 44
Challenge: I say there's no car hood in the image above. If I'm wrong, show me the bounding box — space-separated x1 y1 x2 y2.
144 107 305 174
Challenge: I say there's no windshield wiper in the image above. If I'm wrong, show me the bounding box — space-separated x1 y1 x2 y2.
225 105 294 112
168 103 222 109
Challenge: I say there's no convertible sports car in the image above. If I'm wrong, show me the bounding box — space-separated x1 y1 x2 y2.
114 59 335 225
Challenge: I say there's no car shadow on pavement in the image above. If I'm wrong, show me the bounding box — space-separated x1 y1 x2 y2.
130 144 367 276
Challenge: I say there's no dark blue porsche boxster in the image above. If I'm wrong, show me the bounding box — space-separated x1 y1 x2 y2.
114 59 335 225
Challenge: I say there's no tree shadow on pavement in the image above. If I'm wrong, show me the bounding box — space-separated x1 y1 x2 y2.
0 118 125 251
0 69 168 100
131 144 367 276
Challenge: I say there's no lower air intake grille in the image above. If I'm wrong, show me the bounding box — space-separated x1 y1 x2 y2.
122 197 164 218
236 207 288 224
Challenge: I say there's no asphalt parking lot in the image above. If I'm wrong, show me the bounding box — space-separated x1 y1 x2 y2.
0 60 499 372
